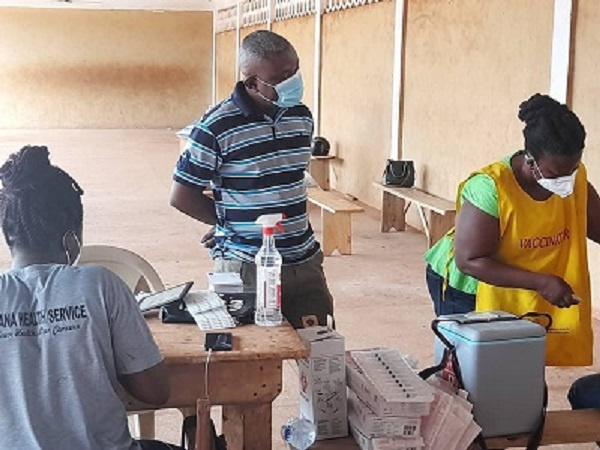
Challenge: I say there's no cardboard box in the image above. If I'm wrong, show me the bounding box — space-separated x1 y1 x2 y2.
348 390 421 438
346 352 432 417
349 422 424 450
297 326 348 440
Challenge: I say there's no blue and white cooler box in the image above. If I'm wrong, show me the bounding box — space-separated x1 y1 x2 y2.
434 311 547 438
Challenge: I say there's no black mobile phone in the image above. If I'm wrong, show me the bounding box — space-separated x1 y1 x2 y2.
204 332 233 351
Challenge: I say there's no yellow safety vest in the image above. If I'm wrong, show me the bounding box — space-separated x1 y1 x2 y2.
469 160 592 366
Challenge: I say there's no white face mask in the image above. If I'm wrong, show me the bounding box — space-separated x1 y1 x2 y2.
529 155 577 198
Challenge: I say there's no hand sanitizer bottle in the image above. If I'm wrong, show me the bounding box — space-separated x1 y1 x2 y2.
255 214 284 327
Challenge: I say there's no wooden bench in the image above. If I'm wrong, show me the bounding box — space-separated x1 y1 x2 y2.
308 155 336 190
485 409 600 449
373 182 456 248
308 187 364 256
312 409 600 449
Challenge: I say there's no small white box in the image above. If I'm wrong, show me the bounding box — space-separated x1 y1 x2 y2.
346 350 433 417
207 272 244 294
348 390 421 438
349 422 424 450
297 326 348 440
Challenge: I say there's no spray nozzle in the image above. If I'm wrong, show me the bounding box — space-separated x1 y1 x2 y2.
256 214 285 235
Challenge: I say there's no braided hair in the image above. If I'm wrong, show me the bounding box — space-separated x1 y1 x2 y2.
519 93 586 159
0 146 84 252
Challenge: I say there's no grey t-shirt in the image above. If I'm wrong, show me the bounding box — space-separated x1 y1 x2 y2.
0 264 163 450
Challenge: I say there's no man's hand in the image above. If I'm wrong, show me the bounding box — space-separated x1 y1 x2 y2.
201 226 216 249
534 274 580 308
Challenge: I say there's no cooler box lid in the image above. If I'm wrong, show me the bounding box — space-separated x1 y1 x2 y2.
437 311 546 342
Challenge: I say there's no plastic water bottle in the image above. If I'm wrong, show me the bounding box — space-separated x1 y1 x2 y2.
255 214 284 327
281 417 317 449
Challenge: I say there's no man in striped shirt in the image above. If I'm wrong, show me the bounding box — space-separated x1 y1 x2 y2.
170 30 334 329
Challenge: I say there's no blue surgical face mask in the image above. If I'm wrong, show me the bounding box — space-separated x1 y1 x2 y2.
256 71 304 108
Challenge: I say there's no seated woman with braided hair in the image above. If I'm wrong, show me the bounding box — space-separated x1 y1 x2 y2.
424 93 600 372
0 146 183 450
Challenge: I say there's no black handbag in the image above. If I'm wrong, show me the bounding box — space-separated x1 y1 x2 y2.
384 159 415 187
311 136 331 157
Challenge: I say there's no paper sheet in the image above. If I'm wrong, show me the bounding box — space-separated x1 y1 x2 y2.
185 291 226 313
422 378 480 450
184 290 236 330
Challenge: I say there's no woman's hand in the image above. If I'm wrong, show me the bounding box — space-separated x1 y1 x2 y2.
534 274 580 308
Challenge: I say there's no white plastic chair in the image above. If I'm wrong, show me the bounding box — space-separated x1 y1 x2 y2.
77 244 164 440
77 245 165 294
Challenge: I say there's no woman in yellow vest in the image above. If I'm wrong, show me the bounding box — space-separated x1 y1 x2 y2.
424 93 600 368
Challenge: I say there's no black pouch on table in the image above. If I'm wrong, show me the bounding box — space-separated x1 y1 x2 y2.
159 292 256 325
220 292 255 324
159 300 195 324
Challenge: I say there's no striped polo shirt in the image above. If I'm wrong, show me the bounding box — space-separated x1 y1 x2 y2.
174 82 319 264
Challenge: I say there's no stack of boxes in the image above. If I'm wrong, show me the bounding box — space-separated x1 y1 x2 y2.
346 349 433 450
296 334 481 450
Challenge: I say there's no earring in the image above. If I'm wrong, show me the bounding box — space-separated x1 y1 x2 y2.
63 235 72 266
73 233 81 253
62 230 79 266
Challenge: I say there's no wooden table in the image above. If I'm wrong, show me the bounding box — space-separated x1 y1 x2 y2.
312 437 359 449
485 409 600 448
123 318 309 450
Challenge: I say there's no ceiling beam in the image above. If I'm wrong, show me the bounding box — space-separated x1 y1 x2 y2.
214 0 237 11
0 0 214 12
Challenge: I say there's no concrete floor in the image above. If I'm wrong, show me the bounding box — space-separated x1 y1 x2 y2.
0 129 598 449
